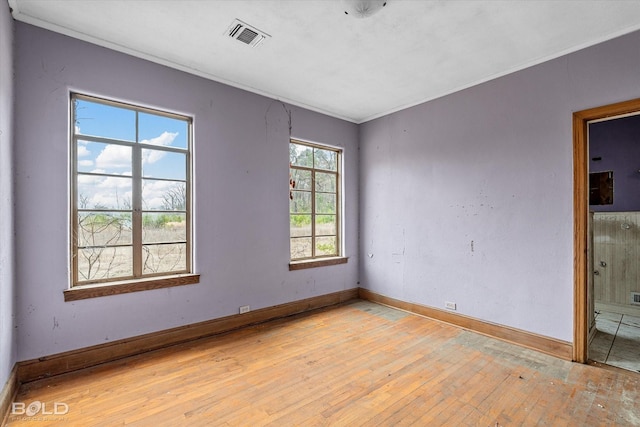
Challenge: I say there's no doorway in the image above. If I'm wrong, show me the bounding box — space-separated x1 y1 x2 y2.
573 98 640 370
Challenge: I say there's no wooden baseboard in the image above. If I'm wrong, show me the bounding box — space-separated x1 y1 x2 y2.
358 288 573 361
17 289 359 384
1 364 19 426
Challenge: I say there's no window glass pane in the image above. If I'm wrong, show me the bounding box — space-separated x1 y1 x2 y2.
73 94 193 287
77 246 133 281
77 141 131 175
290 214 312 237
77 175 132 210
142 180 186 211
316 193 336 214
315 172 336 192
315 215 336 236
290 191 312 214
314 148 337 171
289 140 341 261
142 213 186 244
142 149 186 180
291 237 312 259
142 243 187 274
316 236 337 256
139 112 188 149
290 143 313 168
291 169 311 191
74 99 136 141
78 212 132 247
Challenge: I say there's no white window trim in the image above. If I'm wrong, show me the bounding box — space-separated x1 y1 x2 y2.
289 138 348 269
68 93 198 299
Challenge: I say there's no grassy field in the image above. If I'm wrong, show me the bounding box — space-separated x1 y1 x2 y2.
76 222 187 282
290 223 337 259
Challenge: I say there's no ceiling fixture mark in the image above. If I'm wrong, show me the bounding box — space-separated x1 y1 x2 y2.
226 19 270 48
343 0 388 18
237 28 259 45
229 23 243 38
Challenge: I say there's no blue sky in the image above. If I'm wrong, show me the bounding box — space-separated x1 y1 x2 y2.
75 98 188 210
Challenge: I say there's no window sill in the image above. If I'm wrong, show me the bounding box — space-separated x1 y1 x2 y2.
64 274 200 302
289 257 348 271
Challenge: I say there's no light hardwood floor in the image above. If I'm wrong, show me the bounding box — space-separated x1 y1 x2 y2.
4 300 640 426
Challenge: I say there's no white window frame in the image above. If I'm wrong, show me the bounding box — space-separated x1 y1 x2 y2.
66 93 198 301
289 139 348 270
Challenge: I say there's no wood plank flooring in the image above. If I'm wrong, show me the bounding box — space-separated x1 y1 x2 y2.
4 300 640 426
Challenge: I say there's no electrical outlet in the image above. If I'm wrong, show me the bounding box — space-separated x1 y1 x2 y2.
239 305 250 314
445 301 456 310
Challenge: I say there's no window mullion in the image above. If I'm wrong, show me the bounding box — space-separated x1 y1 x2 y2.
311 148 316 259
337 153 342 257
185 135 192 277
311 170 316 258
132 113 142 277
71 133 79 284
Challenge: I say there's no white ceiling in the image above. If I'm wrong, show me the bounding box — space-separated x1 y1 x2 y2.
9 0 640 123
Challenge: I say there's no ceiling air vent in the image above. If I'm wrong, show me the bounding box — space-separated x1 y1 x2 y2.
227 19 270 48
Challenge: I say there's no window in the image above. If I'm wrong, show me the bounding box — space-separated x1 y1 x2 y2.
70 93 195 292
289 139 344 266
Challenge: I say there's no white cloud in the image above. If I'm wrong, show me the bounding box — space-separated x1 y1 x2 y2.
89 191 132 209
77 174 132 209
142 132 178 165
77 132 180 209
141 131 178 147
143 150 165 165
99 176 131 189
96 145 131 170
78 174 102 185
79 177 181 211
77 145 90 157
142 180 177 209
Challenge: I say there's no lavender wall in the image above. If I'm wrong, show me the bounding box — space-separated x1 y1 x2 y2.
360 29 640 342
0 1 16 390
589 115 640 212
14 23 359 361
12 9 640 363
